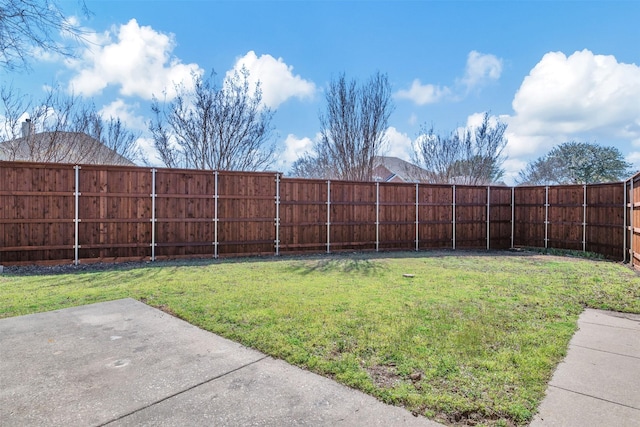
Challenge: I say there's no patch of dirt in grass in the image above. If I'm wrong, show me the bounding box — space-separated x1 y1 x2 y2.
2 260 155 276
138 297 180 319
156 304 179 317
366 364 402 388
429 410 516 427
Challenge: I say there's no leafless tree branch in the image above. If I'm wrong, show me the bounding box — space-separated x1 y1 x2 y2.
309 71 393 181
412 112 507 185
0 0 89 71
149 68 276 171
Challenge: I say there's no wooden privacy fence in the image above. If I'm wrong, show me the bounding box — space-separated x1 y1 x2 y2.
0 161 637 266
626 173 640 267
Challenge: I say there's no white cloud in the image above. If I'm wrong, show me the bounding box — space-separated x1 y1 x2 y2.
97 100 158 165
99 99 147 131
448 111 503 141
465 111 493 129
0 114 10 142
274 133 317 171
68 19 202 100
501 158 528 186
136 136 162 166
281 134 314 163
396 51 503 105
502 49 640 183
395 79 451 105
627 152 640 172
384 127 413 160
507 50 640 156
228 51 316 109
459 51 503 90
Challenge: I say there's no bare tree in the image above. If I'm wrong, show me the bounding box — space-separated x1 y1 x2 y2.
0 0 88 71
412 112 507 185
149 68 275 171
80 110 143 165
289 152 335 179
0 84 27 140
305 71 393 181
0 85 141 165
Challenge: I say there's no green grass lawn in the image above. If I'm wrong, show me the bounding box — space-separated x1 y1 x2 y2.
1 251 639 426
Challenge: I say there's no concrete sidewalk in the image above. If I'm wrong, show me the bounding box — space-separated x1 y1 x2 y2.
2 300 639 426
0 298 440 427
531 309 640 427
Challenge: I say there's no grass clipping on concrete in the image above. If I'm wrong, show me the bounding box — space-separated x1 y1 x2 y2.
1 252 639 426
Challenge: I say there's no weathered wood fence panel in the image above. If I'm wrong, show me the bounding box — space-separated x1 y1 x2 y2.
0 163 75 263
624 180 631 264
417 185 453 249
547 185 584 251
586 183 624 259
627 174 640 267
154 169 214 259
279 178 328 254
512 184 626 260
329 181 377 252
0 161 635 266
378 182 416 251
455 186 488 249
489 186 513 249
78 165 152 261
217 171 276 256
514 187 546 249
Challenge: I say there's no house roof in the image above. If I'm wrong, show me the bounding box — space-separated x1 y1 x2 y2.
0 131 135 166
373 156 428 182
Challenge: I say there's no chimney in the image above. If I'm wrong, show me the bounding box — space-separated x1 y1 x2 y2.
21 119 33 138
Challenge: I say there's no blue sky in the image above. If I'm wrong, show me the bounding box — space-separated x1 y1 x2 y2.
3 0 640 183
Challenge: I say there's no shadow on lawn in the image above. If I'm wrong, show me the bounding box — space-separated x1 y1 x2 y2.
285 258 386 276
2 249 541 277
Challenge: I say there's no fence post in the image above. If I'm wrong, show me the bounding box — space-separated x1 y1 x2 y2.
544 185 549 249
631 179 635 267
275 173 280 256
73 165 81 266
151 168 157 262
213 171 219 259
452 185 456 250
511 186 515 249
375 182 379 252
624 180 628 263
415 183 419 251
583 184 587 252
486 186 491 250
326 180 331 254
